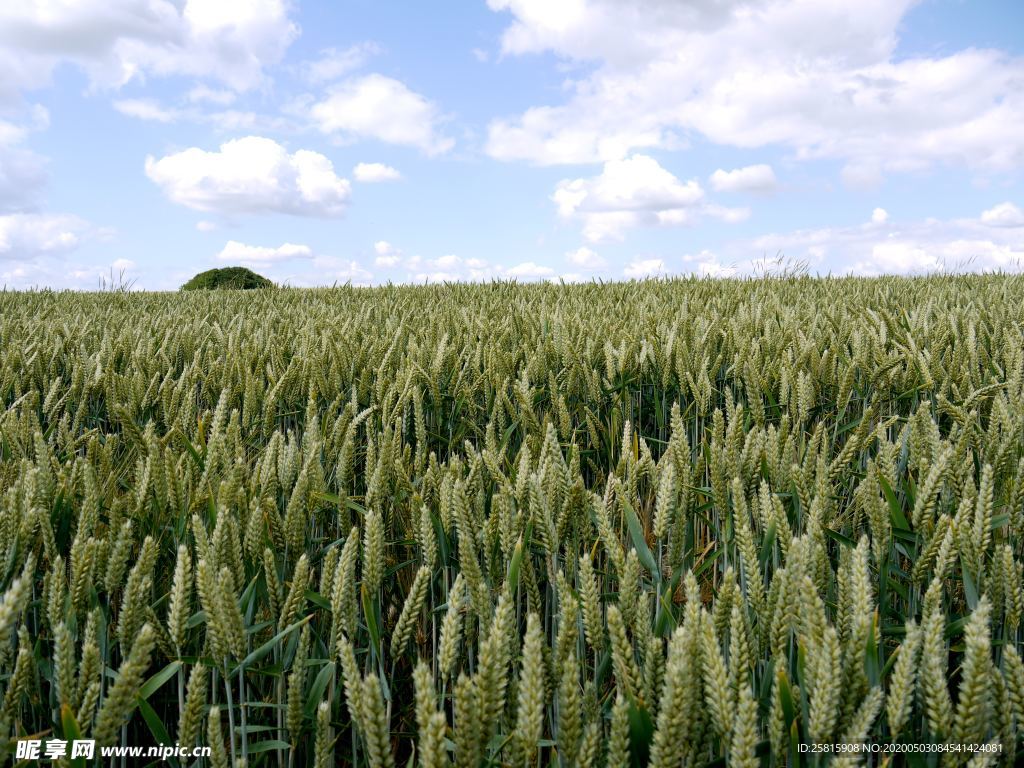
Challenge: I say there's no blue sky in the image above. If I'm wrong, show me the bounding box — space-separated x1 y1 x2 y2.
1 0 1023 289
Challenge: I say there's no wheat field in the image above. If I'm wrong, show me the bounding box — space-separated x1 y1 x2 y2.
1 275 1023 766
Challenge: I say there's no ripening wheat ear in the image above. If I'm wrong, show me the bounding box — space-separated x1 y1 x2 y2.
653 462 677 540
607 694 631 768
911 445 953 532
607 604 639 701
730 683 759 768
557 651 583 766
287 626 310 745
280 553 310 630
921 592 953 739
1003 644 1024 732
178 664 208 747
391 565 430 657
700 610 732 740
515 613 545 760
578 552 603 652
314 700 334 768
807 626 841 745
94 623 156 746
414 662 447 768
207 705 229 768
840 687 884 752
439 573 467 680
196 558 227 660
887 619 921 739
363 509 384 596
167 544 192 653
3 628 33 716
359 673 395 768
953 597 993 747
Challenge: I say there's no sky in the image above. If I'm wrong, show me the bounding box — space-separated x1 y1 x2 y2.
1 0 1024 290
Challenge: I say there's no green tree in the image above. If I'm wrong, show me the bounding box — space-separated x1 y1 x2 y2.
181 267 273 291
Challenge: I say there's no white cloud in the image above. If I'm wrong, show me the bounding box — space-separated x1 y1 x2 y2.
276 256 374 287
407 253 500 283
566 246 605 269
0 212 105 287
0 107 51 213
310 74 453 154
353 162 402 183
301 43 380 84
215 240 313 264
980 202 1024 228
0 143 47 214
688 213 1024 277
693 256 738 278
0 213 91 259
196 220 217 232
373 240 402 267
112 96 295 133
553 272 585 283
709 164 777 193
485 1 1024 179
0 0 298 94
506 261 554 278
113 98 180 123
111 257 135 271
332 260 373 285
872 207 889 224
552 154 716 241
185 85 236 106
145 137 351 218
624 258 667 278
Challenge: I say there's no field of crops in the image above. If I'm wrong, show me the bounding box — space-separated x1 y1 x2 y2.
1 276 1023 766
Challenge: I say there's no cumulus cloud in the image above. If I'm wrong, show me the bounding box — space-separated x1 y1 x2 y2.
0 212 114 288
404 254 561 283
566 246 605 270
552 154 749 241
2 258 141 290
709 164 777 193
0 145 47 214
687 252 740 278
330 259 373 285
506 261 554 278
301 43 381 84
406 253 497 283
273 256 373 287
685 210 1024 277
0 213 92 259
145 137 351 217
485 0 1024 180
373 240 402 267
624 258 668 278
0 110 50 212
113 95 295 133
980 202 1024 228
185 85 236 106
0 0 298 95
872 207 889 224
215 240 313 264
113 98 180 123
353 162 402 183
310 74 453 154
